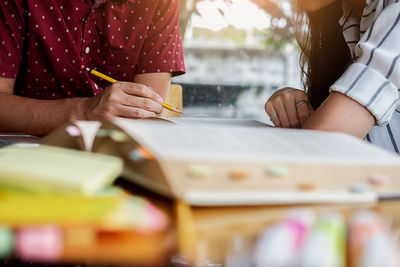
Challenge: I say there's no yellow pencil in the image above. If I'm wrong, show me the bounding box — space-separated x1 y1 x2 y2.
81 65 183 114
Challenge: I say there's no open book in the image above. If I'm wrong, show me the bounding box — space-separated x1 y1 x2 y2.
42 118 400 206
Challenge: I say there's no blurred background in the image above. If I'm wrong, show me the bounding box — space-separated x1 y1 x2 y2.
172 0 302 123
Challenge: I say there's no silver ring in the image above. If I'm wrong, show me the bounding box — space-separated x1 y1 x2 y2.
295 100 309 108
269 113 279 122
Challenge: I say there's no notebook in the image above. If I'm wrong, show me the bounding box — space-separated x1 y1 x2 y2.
0 145 123 195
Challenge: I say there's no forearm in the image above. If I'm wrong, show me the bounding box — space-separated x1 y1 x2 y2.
134 73 171 100
0 93 87 136
302 92 375 138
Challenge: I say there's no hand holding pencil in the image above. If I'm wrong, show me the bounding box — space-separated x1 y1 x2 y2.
82 66 182 114
81 65 181 121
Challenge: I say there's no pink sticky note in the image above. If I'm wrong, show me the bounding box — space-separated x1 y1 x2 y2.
16 226 63 262
368 174 389 185
66 125 81 137
145 202 168 231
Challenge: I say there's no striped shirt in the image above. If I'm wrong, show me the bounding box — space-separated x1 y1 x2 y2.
331 0 400 154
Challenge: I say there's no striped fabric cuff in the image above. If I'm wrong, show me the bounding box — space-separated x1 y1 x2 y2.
331 62 400 126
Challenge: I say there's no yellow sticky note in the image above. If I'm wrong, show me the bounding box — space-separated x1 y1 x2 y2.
0 145 123 195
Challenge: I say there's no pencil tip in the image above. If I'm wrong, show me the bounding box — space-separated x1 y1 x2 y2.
174 109 183 114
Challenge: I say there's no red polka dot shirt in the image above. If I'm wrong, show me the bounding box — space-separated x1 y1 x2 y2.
0 0 186 99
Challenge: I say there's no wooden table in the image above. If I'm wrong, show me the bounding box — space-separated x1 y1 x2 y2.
119 179 400 266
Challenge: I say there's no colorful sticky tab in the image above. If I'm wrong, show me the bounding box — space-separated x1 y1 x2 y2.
96 129 128 142
186 164 212 179
229 170 250 181
368 174 389 185
97 129 112 137
0 227 14 258
128 147 154 162
100 194 168 232
265 165 288 177
297 182 316 191
16 226 63 262
350 183 370 194
109 130 129 142
129 149 144 162
144 201 168 232
65 125 81 137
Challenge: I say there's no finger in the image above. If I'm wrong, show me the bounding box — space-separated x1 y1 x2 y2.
271 111 282 128
116 104 157 119
273 98 290 128
121 96 163 114
282 95 301 128
296 102 311 127
118 82 164 104
308 103 315 115
265 102 281 127
276 87 297 97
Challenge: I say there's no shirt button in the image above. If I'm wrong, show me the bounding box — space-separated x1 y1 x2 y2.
94 83 99 89
85 47 90 54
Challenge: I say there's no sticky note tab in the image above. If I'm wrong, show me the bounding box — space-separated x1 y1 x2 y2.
297 182 316 191
97 129 128 142
65 125 81 137
101 195 168 232
368 174 388 185
142 201 168 232
265 165 288 177
97 129 112 137
128 147 154 162
0 227 14 258
129 150 144 162
187 164 212 178
350 183 370 194
229 170 249 181
109 130 128 142
137 147 154 160
16 226 63 262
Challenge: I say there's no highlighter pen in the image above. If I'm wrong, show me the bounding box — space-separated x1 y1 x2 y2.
349 210 398 267
252 209 315 267
81 65 183 114
299 213 346 267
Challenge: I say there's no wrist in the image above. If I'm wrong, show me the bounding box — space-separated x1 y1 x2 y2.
64 97 89 121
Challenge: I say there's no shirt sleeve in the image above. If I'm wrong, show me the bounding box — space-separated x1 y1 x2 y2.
135 0 185 77
0 0 26 78
330 1 400 126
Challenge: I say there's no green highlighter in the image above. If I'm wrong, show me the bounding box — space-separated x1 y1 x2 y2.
299 213 346 267
0 145 123 195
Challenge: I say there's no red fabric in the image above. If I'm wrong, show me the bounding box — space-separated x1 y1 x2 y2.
0 0 185 99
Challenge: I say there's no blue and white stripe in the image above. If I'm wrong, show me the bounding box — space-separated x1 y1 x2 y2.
331 0 400 154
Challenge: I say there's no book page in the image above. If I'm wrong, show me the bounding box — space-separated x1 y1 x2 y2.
164 117 270 127
113 119 400 165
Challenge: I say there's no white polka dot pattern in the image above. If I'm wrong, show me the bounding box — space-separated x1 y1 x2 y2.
0 0 185 99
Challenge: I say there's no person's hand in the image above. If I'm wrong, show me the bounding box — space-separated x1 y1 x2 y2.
264 87 314 128
84 82 164 121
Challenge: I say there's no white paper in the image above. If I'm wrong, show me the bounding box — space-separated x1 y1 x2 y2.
114 118 400 165
74 121 102 151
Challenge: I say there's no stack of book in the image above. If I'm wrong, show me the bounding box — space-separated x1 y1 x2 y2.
0 145 169 265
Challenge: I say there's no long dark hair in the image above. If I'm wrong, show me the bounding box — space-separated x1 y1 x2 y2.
294 1 352 109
